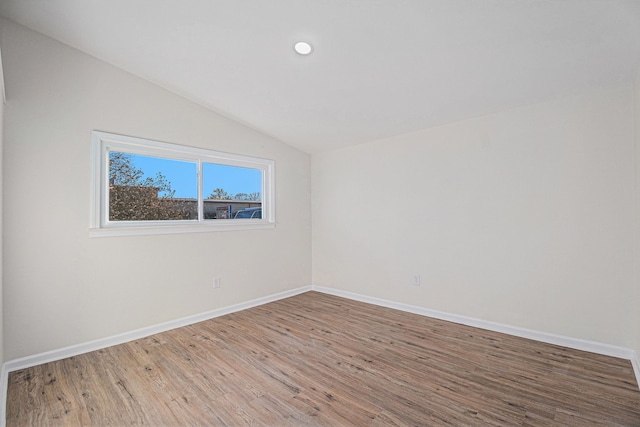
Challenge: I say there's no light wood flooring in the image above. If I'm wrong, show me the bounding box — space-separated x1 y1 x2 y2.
6 291 640 426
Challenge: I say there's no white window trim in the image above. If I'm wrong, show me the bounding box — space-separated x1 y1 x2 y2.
90 131 275 237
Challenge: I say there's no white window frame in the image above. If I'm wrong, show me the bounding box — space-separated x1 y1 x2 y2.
90 131 275 237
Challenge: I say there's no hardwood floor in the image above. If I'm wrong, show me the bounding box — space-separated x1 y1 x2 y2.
6 291 640 426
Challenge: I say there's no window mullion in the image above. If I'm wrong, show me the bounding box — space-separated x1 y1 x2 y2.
197 159 204 222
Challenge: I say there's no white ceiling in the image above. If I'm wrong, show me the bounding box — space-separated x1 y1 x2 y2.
1 1 639 154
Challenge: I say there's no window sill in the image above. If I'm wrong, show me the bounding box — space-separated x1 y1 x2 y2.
89 221 275 237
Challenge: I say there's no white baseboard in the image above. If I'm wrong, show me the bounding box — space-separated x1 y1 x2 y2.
632 351 640 388
312 285 640 386
0 364 7 427
0 285 311 426
3 285 311 373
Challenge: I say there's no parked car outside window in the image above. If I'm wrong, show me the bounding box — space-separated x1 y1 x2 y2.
234 207 262 219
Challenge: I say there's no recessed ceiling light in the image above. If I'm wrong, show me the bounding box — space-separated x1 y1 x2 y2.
294 41 313 55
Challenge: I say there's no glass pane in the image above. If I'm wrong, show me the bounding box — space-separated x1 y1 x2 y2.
203 163 262 220
109 152 197 221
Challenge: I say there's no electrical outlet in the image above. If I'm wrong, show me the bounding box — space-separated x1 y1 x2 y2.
213 277 221 289
412 275 421 286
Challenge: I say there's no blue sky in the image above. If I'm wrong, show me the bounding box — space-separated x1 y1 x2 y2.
130 154 262 199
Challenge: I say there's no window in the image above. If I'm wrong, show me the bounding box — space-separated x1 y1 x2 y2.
91 131 275 236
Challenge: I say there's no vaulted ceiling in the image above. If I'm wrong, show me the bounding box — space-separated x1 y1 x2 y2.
1 0 639 153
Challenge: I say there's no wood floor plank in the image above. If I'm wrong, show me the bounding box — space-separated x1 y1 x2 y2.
6 291 640 426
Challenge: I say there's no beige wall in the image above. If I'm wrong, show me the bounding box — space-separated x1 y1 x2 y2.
635 68 640 359
0 47 4 368
1 19 311 360
312 82 636 348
